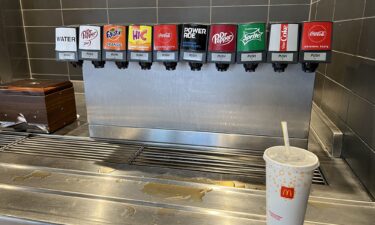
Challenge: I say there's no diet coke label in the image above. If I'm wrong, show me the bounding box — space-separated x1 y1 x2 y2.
301 22 332 51
269 23 299 52
79 25 101 50
208 24 237 52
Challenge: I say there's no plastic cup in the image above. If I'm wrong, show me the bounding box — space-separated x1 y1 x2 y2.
263 146 319 225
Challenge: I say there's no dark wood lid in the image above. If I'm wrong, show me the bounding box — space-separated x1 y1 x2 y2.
0 79 73 96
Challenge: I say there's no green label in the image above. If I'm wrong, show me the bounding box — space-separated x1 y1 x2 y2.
237 23 266 52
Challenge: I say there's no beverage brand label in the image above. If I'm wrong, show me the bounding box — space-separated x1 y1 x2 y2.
208 24 236 52
103 25 126 51
156 52 176 60
130 52 149 61
181 24 208 51
55 27 77 51
105 52 124 60
304 52 327 61
211 53 232 62
183 52 203 61
280 186 295 199
154 24 178 51
81 51 99 59
271 53 294 61
79 26 101 50
269 24 299 52
58 52 76 60
128 25 152 51
240 52 262 62
237 23 266 52
301 22 332 51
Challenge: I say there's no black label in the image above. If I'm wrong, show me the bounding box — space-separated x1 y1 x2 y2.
181 24 208 51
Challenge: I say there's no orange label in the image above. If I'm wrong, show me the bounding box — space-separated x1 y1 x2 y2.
280 186 295 199
103 25 126 51
128 25 152 51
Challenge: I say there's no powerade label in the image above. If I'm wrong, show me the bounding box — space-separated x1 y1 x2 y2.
55 27 77 51
79 25 101 50
301 22 332 51
181 24 208 51
103 25 126 51
154 24 178 51
128 25 152 51
269 24 299 52
237 23 266 52
208 24 236 52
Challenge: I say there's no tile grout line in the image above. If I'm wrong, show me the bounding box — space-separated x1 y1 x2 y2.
60 0 70 80
210 0 212 23
106 0 110 24
18 0 32 79
156 0 159 23
355 0 367 55
308 0 313 21
267 0 271 24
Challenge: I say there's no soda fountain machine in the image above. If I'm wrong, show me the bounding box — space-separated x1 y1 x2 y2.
236 23 267 72
128 25 153 70
207 24 237 72
180 24 209 71
268 23 299 72
153 24 180 71
55 27 82 68
300 21 333 73
78 25 105 68
102 25 128 69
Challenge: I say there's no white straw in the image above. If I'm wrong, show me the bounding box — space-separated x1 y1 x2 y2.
281 121 291 155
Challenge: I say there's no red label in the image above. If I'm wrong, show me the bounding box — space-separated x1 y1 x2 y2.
280 186 295 199
208 24 237 52
153 24 178 51
301 22 332 51
280 24 288 52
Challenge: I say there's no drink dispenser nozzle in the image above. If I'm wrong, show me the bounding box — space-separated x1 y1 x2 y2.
208 24 237 72
300 21 333 73
103 25 129 69
268 23 299 73
236 23 267 72
128 25 153 70
153 24 180 71
78 25 105 68
55 27 83 67
180 24 209 71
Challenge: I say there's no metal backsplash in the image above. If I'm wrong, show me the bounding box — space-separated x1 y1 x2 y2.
83 62 315 150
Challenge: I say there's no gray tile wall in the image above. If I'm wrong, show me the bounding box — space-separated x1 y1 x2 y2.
0 0 29 83
20 0 311 81
311 0 375 198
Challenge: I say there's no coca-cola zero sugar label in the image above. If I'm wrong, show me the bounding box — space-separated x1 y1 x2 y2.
237 23 266 52
301 22 332 51
208 24 236 52
154 24 178 51
79 25 101 50
181 24 208 51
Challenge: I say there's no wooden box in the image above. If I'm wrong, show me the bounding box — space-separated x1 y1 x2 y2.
0 79 77 133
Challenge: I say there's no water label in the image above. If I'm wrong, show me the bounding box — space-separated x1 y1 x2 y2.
55 27 77 51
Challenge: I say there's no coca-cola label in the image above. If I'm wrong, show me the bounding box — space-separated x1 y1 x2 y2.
181 24 208 51
79 26 101 50
208 24 236 52
237 23 266 52
301 22 332 51
269 24 299 52
154 24 178 51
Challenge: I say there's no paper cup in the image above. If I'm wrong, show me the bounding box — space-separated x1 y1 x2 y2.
263 146 319 225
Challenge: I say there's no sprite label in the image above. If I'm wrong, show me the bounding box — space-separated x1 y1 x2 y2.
237 23 266 52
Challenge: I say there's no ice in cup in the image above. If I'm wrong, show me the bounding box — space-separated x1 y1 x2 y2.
263 146 319 225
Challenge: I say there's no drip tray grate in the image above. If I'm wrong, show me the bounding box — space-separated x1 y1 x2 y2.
0 132 28 150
